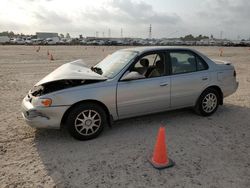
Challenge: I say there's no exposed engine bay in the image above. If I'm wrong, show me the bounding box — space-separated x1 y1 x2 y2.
30 79 102 97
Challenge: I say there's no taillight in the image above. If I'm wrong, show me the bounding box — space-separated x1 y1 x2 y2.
233 70 236 77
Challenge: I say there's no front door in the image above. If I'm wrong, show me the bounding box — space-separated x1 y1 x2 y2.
116 52 171 119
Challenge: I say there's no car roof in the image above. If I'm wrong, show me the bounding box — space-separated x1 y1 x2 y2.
120 46 198 54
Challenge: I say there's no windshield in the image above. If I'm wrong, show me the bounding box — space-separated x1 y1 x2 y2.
93 50 138 78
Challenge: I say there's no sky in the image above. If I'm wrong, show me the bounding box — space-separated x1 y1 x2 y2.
0 0 249 39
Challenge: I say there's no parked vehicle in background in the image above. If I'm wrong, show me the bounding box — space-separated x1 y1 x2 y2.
31 38 44 45
57 38 67 45
25 37 32 45
80 40 87 45
21 47 238 140
45 37 60 45
11 38 25 44
0 36 10 44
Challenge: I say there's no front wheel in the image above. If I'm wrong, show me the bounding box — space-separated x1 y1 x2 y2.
195 89 219 116
67 103 107 140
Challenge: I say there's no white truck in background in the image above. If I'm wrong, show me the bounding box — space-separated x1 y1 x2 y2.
0 36 10 44
45 37 60 45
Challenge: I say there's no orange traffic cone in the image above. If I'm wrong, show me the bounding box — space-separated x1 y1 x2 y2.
49 53 54 61
36 46 40 52
149 126 174 169
219 48 223 56
47 50 50 56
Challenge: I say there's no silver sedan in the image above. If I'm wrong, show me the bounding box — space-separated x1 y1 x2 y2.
21 47 238 140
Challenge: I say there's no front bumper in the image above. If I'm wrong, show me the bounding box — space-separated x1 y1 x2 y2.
21 97 69 129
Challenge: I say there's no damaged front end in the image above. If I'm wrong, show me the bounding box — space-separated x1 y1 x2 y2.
22 59 108 129
30 79 102 97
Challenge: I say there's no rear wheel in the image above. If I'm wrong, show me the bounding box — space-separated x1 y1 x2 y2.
195 88 219 116
67 103 107 140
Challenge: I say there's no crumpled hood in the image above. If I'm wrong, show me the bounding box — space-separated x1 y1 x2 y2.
35 59 106 86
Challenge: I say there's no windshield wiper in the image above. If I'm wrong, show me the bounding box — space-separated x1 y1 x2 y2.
91 66 103 75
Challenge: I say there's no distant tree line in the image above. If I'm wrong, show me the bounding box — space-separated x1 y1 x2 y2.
0 31 210 40
0 31 15 37
0 31 27 37
180 34 209 41
0 31 72 39
1 31 248 42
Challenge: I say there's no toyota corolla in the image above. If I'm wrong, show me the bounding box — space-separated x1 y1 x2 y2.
21 47 238 140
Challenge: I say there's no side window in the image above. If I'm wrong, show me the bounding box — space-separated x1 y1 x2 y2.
131 53 165 78
170 51 208 74
134 54 156 69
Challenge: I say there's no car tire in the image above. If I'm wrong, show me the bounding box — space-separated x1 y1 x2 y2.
67 103 107 140
195 88 219 116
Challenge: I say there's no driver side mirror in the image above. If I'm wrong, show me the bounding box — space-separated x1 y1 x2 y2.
121 71 145 81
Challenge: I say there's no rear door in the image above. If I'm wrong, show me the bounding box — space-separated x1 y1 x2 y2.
116 51 171 119
169 50 210 108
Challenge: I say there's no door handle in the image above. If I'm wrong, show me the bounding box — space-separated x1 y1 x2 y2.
202 77 208 80
160 82 168 86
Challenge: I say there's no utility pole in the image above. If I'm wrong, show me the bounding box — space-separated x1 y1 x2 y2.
121 28 123 38
108 28 111 38
220 31 223 40
149 24 152 39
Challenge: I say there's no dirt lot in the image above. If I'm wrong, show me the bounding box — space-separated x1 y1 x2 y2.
0 45 249 188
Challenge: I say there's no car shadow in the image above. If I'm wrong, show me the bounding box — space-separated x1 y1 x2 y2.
34 103 250 187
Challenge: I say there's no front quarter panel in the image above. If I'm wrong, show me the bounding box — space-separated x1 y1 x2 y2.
46 81 118 120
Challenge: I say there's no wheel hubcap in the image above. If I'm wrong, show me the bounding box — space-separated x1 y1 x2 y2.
74 110 101 136
202 93 217 113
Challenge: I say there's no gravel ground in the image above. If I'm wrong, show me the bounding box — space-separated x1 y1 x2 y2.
0 45 249 188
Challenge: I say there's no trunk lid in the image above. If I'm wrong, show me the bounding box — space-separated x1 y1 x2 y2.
212 59 235 71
